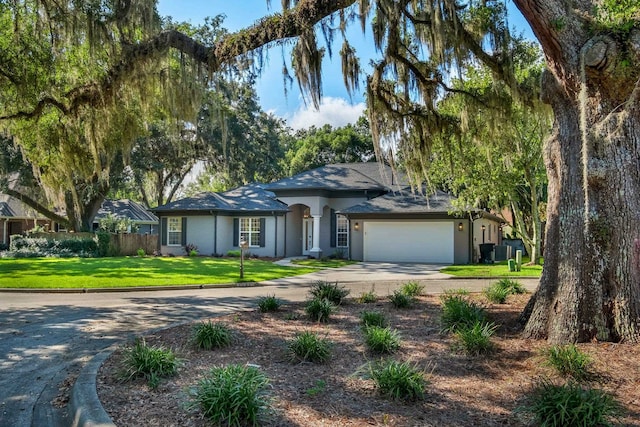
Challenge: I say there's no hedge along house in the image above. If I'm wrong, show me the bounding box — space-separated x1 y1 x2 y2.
152 184 289 257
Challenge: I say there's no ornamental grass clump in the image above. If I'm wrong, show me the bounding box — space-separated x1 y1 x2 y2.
518 380 621 427
257 294 282 312
483 283 511 304
495 278 527 294
389 289 414 308
369 359 427 401
401 281 425 297
287 331 331 363
453 321 497 356
119 338 180 389
363 326 401 354
544 344 593 381
308 281 350 305
190 364 270 427
305 297 337 322
440 294 487 333
360 310 387 328
483 278 528 304
191 321 232 350
358 289 378 303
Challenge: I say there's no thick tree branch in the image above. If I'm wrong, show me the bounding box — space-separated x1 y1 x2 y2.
0 0 357 122
3 188 70 227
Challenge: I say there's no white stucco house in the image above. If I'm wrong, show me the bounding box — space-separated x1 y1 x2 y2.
152 163 504 263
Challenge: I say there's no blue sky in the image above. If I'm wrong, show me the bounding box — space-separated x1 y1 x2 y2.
156 1 535 129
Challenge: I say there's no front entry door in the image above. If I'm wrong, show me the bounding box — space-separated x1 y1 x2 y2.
302 218 314 255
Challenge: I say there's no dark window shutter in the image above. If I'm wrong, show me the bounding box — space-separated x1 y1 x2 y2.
259 218 266 247
233 218 239 246
330 209 336 247
181 217 187 246
161 217 167 245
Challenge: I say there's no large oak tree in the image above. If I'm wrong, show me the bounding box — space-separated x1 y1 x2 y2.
2 0 639 343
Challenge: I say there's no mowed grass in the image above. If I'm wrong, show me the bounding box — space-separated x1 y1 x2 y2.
0 257 317 289
441 259 543 277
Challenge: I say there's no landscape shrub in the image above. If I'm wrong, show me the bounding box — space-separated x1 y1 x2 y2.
305 298 337 322
369 360 427 401
483 278 528 304
360 310 387 328
453 321 497 356
227 249 241 257
257 295 282 312
358 289 378 303
308 281 350 305
363 326 401 354
483 284 511 304
401 281 424 297
440 294 487 333
8 235 97 258
543 344 593 381
190 364 270 426
518 380 621 427
136 248 145 257
191 321 232 350
287 331 331 363
119 338 180 388
95 231 111 257
495 278 527 294
389 290 414 308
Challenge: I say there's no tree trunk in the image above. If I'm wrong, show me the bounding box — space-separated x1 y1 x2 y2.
516 2 640 341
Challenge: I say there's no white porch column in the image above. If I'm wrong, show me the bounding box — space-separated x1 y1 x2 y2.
310 214 323 258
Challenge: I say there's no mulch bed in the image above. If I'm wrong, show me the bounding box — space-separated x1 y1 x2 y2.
97 294 640 426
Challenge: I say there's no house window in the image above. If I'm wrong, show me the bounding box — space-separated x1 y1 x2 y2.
240 218 261 247
336 215 349 248
168 217 182 246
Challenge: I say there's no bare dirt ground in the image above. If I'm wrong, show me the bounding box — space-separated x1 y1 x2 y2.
97 293 640 426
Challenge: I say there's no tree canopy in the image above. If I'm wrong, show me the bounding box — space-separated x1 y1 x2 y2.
2 0 640 344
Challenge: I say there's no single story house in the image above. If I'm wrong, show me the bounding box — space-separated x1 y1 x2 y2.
0 194 53 246
151 183 289 257
152 163 504 263
93 199 159 234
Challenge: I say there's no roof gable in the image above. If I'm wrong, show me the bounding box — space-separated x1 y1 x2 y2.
265 163 406 192
152 184 288 214
95 199 158 223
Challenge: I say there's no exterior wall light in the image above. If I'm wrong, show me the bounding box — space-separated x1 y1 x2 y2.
354 222 360 231
458 222 463 231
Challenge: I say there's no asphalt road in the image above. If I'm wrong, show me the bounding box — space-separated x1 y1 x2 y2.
0 266 540 427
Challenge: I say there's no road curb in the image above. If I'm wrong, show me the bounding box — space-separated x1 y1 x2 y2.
69 349 116 427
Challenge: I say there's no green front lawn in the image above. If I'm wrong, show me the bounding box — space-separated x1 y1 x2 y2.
441 260 543 277
0 257 317 289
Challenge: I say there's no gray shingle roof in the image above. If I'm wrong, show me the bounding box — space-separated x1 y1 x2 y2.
339 190 458 214
0 194 47 218
265 163 406 192
0 202 15 217
152 184 289 214
95 199 158 223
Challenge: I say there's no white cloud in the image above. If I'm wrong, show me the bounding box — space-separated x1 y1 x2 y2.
286 97 366 130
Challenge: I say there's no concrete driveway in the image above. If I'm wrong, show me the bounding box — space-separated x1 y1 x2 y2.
0 262 539 427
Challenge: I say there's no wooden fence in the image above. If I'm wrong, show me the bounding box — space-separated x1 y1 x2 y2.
31 232 158 256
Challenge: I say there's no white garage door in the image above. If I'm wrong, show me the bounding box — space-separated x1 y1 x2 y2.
363 221 454 263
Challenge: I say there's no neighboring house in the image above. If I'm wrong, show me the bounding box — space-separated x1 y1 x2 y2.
93 199 159 234
153 163 504 263
151 184 289 257
0 194 54 246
